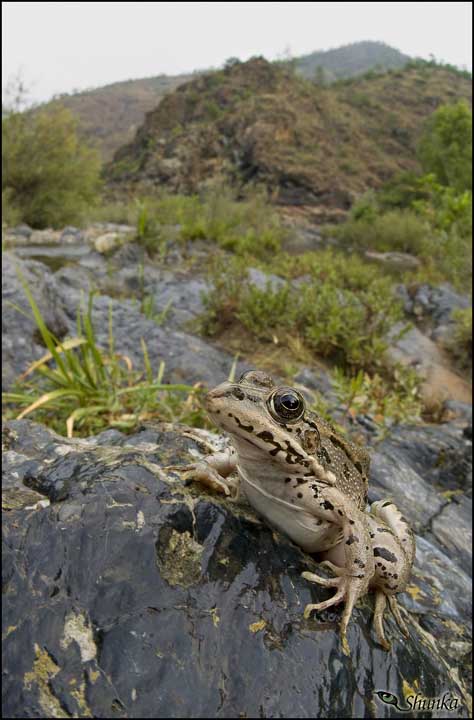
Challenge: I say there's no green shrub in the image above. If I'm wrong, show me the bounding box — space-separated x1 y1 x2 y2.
325 209 430 255
202 249 404 373
2 279 206 436
418 101 472 192
2 105 102 228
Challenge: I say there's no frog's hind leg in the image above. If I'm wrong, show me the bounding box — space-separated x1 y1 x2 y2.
368 510 413 649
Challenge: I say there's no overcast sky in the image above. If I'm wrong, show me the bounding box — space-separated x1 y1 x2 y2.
2 2 472 104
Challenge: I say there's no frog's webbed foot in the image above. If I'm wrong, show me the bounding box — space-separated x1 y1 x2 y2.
180 461 233 496
166 447 239 499
373 591 410 651
302 565 367 655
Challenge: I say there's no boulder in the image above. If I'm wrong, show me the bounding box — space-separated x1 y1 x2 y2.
2 418 472 718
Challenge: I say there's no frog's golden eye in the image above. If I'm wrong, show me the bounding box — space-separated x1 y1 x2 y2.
268 388 305 422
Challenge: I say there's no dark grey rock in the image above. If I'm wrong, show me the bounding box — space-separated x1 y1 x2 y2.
431 498 472 576
2 251 250 391
294 366 337 403
2 253 70 389
2 419 471 718
397 283 470 343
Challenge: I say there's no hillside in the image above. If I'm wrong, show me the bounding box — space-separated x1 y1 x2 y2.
294 40 410 81
42 42 413 162
107 58 472 209
45 73 194 161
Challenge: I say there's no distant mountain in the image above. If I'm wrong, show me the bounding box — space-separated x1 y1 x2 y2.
294 40 410 81
41 42 416 162
44 74 195 161
107 57 472 210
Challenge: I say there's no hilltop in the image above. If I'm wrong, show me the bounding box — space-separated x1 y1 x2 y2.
107 57 472 210
293 40 410 81
42 42 413 162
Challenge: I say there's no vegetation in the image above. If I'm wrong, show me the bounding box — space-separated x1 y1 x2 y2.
325 102 473 292
2 102 102 228
2 280 206 437
417 100 472 192
446 307 472 371
94 187 286 260
108 58 472 203
199 250 422 427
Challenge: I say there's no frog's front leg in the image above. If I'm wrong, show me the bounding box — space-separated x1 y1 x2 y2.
167 446 239 498
301 485 375 654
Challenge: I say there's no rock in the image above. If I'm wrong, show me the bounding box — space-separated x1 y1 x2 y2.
293 366 338 405
396 282 471 345
93 232 123 254
386 322 472 406
247 267 286 291
431 498 472 575
365 250 421 270
2 251 250 392
2 419 472 718
2 253 70 389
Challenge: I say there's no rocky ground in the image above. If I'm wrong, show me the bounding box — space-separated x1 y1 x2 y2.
2 223 472 718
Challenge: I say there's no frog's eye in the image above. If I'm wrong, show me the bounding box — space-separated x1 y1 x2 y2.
268 388 305 422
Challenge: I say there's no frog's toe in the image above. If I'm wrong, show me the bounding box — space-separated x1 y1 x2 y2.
303 586 346 618
302 570 341 588
374 590 391 651
388 595 409 637
172 462 231 496
318 560 346 577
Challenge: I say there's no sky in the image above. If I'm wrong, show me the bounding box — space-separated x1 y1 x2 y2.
2 1 472 104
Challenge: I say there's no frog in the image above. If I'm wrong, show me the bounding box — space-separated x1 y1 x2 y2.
178 370 415 653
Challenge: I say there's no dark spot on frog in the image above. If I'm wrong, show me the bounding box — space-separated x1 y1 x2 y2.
297 492 303 499
354 559 365 568
346 535 359 545
285 477 291 483
321 500 334 511
231 387 246 400
257 431 274 442
234 416 254 433
376 527 392 533
374 547 397 563
349 520 355 525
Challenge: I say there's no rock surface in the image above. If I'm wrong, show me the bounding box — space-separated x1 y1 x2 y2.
2 418 472 718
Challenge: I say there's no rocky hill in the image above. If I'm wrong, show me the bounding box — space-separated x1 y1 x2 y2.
107 57 472 209
42 42 413 162
44 73 195 161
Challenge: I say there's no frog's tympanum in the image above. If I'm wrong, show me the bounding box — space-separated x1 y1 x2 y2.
182 370 415 653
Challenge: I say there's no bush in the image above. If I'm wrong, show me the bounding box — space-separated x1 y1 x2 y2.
201 250 404 372
418 101 472 193
327 209 430 255
2 104 102 228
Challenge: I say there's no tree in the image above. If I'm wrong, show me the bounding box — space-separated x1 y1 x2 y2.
417 101 472 193
2 91 102 228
